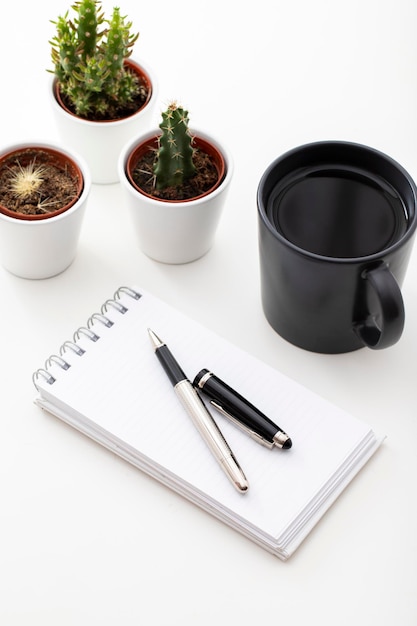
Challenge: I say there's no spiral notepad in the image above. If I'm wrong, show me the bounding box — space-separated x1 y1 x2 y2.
33 286 382 560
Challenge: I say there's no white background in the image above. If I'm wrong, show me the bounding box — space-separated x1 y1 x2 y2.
1 0 416 624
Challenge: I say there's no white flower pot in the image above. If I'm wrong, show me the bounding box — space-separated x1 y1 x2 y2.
49 59 158 184
0 142 91 279
118 129 233 264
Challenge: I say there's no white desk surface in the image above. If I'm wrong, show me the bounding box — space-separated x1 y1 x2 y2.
1 1 416 624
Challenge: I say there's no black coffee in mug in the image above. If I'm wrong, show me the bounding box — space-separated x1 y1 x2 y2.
268 165 408 258
257 142 417 353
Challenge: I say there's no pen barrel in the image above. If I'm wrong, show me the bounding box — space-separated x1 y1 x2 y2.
175 380 248 492
194 370 280 442
155 344 187 386
175 380 238 459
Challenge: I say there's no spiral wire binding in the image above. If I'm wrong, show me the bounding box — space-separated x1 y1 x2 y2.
73 327 100 342
60 341 85 357
33 287 142 391
87 313 114 329
46 355 71 370
117 287 141 300
102 299 128 315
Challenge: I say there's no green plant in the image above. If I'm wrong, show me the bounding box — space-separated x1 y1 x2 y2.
50 0 145 120
153 102 197 190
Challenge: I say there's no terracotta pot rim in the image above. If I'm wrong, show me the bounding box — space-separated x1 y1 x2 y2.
53 58 154 125
125 132 228 204
0 145 85 221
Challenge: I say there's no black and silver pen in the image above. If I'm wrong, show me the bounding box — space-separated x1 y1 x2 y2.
193 369 292 450
147 330 248 493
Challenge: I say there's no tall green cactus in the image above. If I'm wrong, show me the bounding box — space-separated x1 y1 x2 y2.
50 0 142 120
76 0 100 60
153 103 197 190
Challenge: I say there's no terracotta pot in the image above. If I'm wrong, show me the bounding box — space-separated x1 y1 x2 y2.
125 135 226 202
0 142 91 279
0 146 84 221
53 59 154 122
119 129 233 264
50 58 158 184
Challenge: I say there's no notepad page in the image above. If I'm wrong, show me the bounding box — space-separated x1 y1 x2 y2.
34 287 379 551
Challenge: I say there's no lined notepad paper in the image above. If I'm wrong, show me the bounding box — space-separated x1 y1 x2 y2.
33 286 381 559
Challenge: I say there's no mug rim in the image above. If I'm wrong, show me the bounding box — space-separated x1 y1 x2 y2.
257 140 417 264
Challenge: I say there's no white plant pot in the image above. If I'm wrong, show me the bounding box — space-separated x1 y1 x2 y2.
49 59 158 184
0 142 91 279
118 129 233 264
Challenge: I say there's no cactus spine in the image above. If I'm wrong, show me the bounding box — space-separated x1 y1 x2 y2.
50 0 141 119
153 103 197 190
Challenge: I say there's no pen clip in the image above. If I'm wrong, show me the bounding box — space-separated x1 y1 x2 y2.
210 401 275 449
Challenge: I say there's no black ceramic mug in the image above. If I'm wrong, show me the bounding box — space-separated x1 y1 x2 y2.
257 141 417 353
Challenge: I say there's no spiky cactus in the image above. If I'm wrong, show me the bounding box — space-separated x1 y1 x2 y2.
50 0 143 120
153 103 197 190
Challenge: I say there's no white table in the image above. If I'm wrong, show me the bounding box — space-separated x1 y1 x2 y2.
1 1 416 624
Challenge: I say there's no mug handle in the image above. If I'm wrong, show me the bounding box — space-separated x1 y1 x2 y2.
355 263 404 349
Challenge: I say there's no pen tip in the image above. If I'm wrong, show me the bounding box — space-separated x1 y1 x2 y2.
147 328 164 350
283 437 292 450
